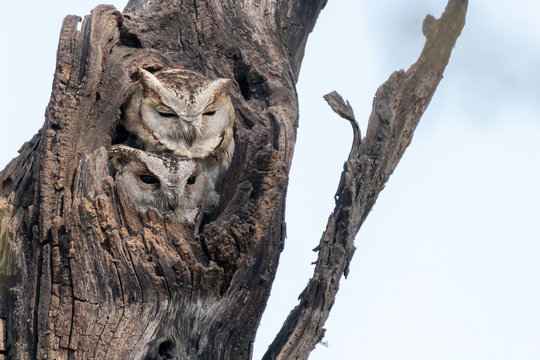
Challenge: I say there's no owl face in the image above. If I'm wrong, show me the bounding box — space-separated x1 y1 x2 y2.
109 145 209 225
124 68 235 159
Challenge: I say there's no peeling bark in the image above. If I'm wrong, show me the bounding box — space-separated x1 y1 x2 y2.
0 0 466 359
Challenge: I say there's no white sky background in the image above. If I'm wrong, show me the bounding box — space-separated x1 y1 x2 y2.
2 1 540 359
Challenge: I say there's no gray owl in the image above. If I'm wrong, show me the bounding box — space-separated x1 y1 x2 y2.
122 68 235 187
109 145 219 226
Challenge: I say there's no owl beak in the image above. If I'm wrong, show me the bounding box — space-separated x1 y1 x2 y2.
179 114 192 122
181 126 196 147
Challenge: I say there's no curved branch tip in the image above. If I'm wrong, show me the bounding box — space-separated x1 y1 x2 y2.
323 91 361 144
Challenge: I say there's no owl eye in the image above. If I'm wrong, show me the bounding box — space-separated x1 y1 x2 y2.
155 105 178 118
186 175 197 185
203 110 216 116
139 174 160 185
156 110 178 118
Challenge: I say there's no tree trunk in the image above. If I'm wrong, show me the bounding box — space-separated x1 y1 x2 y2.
0 1 467 359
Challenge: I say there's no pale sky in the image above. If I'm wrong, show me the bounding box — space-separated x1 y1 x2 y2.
2 1 540 359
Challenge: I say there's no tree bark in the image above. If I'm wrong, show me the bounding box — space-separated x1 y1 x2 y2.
0 1 467 359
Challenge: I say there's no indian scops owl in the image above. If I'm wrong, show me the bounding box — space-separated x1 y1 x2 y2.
109 145 219 226
122 68 236 187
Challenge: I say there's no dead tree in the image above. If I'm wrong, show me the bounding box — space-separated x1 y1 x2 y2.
0 1 467 359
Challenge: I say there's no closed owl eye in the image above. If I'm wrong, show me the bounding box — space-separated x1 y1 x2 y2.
155 105 178 118
157 111 178 118
186 175 197 185
139 174 160 185
203 110 216 116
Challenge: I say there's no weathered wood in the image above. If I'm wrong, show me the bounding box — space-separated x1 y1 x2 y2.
0 0 466 359
263 1 468 359
0 1 327 358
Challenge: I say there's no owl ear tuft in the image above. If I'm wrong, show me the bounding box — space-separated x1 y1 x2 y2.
109 151 126 169
137 68 163 95
206 78 232 95
109 144 137 168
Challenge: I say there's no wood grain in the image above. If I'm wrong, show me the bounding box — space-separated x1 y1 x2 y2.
0 1 466 359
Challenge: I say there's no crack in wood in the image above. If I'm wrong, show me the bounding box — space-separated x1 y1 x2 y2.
0 0 467 358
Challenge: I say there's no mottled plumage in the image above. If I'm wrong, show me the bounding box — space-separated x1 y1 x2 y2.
122 68 235 187
109 145 219 226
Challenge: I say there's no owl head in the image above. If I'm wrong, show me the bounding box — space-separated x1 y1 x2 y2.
123 68 234 158
109 145 218 226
